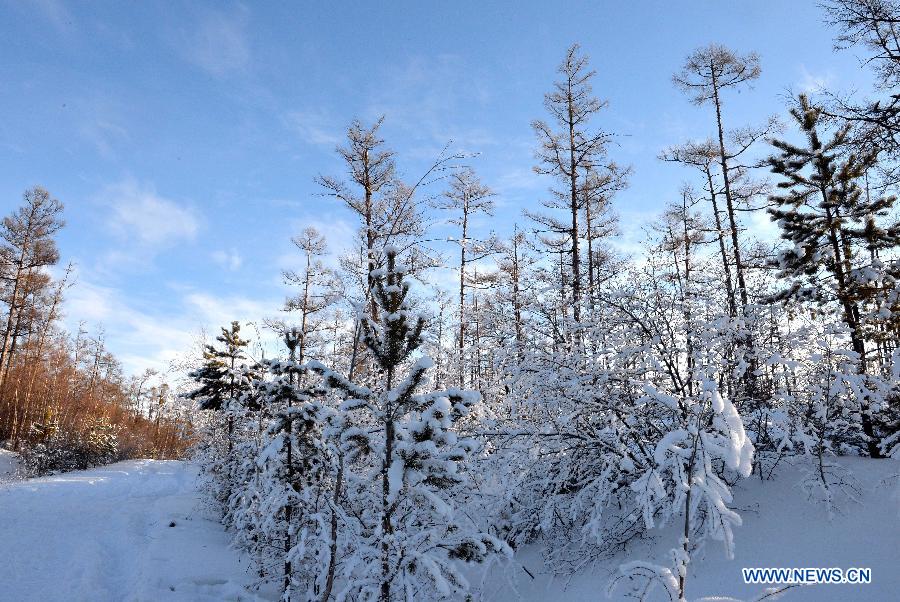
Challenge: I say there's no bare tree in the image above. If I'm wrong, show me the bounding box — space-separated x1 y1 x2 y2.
661 140 739 316
317 118 398 322
0 187 64 392
673 44 761 311
531 43 615 323
581 163 627 308
433 168 500 387
278 227 341 365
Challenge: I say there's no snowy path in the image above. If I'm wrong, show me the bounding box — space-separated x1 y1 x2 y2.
0 460 264 602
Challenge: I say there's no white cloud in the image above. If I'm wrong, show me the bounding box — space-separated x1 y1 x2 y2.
494 166 544 194
62 278 197 376
364 55 496 150
747 206 782 244
212 248 243 271
180 8 250 77
102 179 201 249
184 292 276 326
63 274 281 376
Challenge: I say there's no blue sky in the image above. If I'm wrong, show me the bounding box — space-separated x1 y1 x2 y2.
0 0 878 375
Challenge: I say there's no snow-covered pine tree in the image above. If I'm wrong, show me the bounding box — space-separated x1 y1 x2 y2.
251 328 334 600
768 93 900 457
185 321 257 513
309 246 509 601
185 321 254 413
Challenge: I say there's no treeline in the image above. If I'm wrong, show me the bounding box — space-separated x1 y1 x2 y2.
0 188 189 475
189 2 899 601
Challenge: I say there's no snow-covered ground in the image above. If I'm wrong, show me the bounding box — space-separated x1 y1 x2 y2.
0 457 896 601
480 456 900 601
0 460 266 602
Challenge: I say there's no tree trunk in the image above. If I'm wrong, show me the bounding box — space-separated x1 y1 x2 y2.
710 68 749 310
381 366 395 602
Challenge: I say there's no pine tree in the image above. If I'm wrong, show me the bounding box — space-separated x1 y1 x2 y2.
185 321 254 413
309 246 509 601
184 321 257 512
252 329 334 600
768 93 900 457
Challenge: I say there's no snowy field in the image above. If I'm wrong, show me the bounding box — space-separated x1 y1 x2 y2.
478 456 900 602
0 457 897 601
0 460 268 602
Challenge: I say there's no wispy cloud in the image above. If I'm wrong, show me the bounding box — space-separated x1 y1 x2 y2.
184 292 276 327
365 54 496 152
212 248 243 271
102 179 201 250
79 119 129 159
493 166 544 195
63 274 281 375
179 7 251 77
63 278 197 375
284 109 342 147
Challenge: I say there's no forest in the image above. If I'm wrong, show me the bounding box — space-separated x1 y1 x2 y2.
180 2 899 601
1 1 898 601
0 187 188 474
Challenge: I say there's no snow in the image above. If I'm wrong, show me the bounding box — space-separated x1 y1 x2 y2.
477 457 900 602
0 460 270 601
0 448 21 481
1 457 896 601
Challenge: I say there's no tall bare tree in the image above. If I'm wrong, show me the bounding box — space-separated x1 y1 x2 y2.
433 168 499 387
581 163 627 308
279 227 340 365
673 44 761 311
317 118 398 322
661 140 739 317
531 43 615 323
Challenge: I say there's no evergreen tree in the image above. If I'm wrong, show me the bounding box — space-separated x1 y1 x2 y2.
185 321 254 413
250 329 334 600
310 246 509 601
185 321 257 512
767 93 900 457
